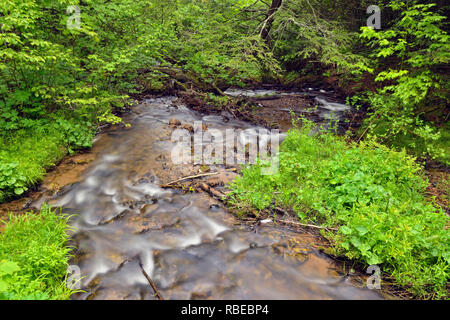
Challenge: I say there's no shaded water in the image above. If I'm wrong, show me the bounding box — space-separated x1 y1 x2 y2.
224 88 352 126
32 95 383 300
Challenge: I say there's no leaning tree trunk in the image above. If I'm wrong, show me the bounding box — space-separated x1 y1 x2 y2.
152 66 227 96
260 0 283 44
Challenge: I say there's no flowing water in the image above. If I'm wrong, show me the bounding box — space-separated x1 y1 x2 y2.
31 94 385 300
224 88 352 126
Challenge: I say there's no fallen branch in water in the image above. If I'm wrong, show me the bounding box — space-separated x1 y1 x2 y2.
158 184 184 189
138 261 164 300
164 172 220 186
198 182 226 200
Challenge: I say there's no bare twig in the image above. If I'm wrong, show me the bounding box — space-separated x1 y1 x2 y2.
164 172 220 186
277 219 338 231
357 117 378 143
138 262 164 300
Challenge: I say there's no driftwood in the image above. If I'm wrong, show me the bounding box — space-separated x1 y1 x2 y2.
198 183 226 200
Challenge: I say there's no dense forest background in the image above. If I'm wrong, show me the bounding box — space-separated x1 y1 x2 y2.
0 0 449 200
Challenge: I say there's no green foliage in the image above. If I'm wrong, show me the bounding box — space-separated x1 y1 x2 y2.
228 120 449 299
0 117 94 202
0 205 76 300
156 1 282 86
272 0 373 78
0 0 131 128
359 1 449 161
0 0 286 204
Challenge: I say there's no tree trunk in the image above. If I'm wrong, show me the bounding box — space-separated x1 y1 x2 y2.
260 0 283 44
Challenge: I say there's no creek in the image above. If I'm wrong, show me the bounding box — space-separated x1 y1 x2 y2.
30 91 385 300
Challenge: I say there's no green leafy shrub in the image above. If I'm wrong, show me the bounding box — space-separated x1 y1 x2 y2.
0 205 76 300
359 1 449 162
0 117 94 203
228 120 449 299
